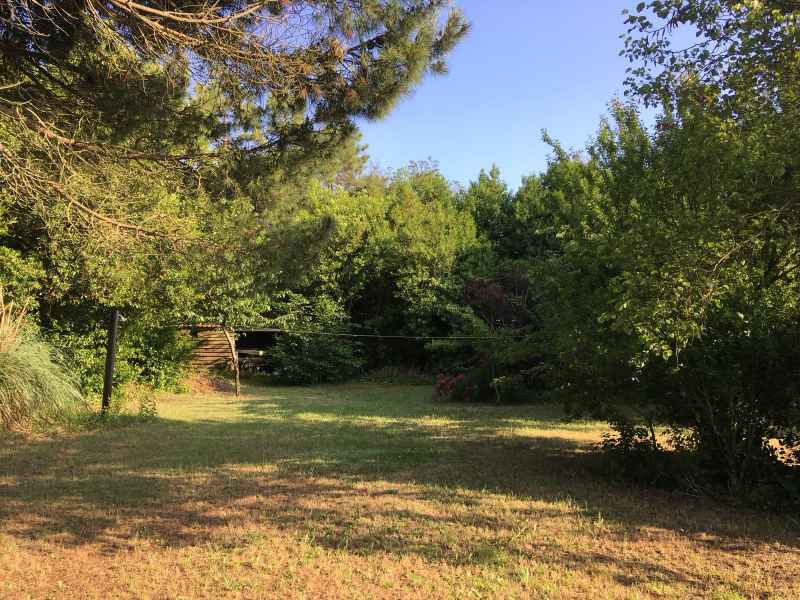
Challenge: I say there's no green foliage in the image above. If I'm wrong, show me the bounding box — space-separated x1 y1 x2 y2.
265 294 364 385
259 166 482 377
360 366 434 386
117 326 195 392
1 0 796 509
270 333 364 386
527 91 800 500
598 421 695 491
460 166 514 252
1 0 470 232
0 327 85 430
0 0 469 399
0 250 43 312
623 0 799 122
594 1 800 501
48 317 193 394
435 365 533 405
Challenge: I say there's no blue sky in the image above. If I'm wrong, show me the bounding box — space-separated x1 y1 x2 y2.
357 0 638 191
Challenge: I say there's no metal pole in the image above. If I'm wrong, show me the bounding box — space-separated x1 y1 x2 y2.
101 309 122 415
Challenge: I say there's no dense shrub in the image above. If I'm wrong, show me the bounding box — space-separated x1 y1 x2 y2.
49 319 193 393
119 327 194 391
600 418 800 510
522 93 800 505
434 372 465 398
269 332 364 385
361 366 434 385
553 295 800 506
262 294 367 385
673 331 797 486
435 366 532 404
0 291 85 429
454 365 495 402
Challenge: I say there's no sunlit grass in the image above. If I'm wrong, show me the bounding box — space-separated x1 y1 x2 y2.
0 383 797 599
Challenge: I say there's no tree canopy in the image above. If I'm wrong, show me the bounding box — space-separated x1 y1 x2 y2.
0 0 468 242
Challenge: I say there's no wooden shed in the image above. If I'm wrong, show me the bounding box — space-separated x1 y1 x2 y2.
186 324 241 395
187 325 234 369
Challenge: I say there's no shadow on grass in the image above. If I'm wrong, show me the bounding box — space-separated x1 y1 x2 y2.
0 384 798 589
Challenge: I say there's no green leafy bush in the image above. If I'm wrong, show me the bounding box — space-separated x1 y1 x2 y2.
597 420 699 493
118 326 194 391
652 319 800 505
361 366 434 385
264 294 365 385
49 319 193 394
270 332 364 385
435 365 533 404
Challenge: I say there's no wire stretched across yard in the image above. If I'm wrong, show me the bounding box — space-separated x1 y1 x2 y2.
165 321 526 341
242 327 526 341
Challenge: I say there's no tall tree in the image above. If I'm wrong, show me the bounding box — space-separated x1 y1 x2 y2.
0 0 469 237
0 0 469 390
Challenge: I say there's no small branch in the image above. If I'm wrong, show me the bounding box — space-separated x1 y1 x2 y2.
47 180 163 238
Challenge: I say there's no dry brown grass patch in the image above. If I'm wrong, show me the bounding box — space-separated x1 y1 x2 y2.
0 385 797 599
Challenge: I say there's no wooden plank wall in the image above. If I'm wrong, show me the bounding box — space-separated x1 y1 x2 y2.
188 328 234 370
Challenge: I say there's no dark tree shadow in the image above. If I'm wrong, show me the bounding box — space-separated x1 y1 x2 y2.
0 384 797 594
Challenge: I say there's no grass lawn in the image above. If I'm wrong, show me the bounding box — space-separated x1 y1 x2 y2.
1 384 798 599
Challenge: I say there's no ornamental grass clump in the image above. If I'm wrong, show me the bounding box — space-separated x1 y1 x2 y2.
0 288 84 430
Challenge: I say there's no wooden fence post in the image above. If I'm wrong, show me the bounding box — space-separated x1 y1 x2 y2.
101 309 123 415
222 327 240 398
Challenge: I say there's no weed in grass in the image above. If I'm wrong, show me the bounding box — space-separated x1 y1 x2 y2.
710 589 746 600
